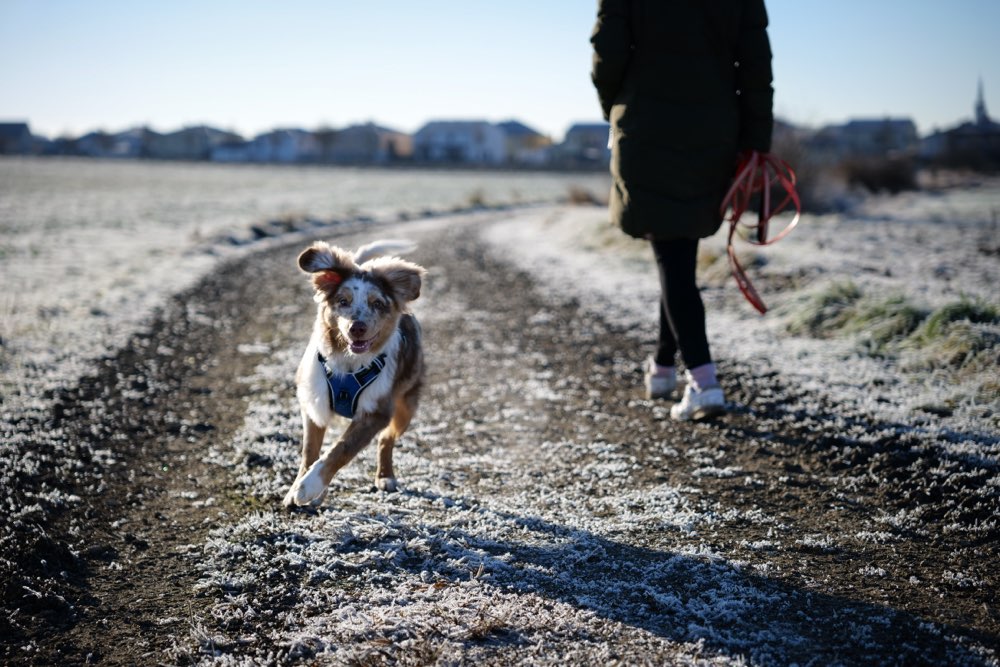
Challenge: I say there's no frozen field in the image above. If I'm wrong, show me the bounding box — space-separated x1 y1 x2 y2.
2 157 999 665
0 157 610 407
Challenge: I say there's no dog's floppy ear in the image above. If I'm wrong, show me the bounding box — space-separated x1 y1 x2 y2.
368 257 426 303
298 242 357 291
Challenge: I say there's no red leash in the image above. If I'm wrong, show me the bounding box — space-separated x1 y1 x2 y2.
720 151 801 314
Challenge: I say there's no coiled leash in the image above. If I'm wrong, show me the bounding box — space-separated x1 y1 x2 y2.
720 151 801 314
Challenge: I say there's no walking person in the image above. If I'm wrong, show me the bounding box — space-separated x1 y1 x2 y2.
590 0 774 420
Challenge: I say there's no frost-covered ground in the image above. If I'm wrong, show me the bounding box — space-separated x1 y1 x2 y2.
167 212 998 665
2 159 999 665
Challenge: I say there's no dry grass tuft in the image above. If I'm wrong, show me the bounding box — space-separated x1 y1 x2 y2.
565 185 605 206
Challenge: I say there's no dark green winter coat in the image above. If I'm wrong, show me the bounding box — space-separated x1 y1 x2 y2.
591 0 774 240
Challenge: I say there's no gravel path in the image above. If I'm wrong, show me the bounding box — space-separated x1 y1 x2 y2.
2 211 997 665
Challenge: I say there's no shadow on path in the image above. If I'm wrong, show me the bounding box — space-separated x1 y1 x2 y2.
298 490 993 666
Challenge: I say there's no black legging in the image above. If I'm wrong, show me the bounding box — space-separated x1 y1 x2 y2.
651 238 712 370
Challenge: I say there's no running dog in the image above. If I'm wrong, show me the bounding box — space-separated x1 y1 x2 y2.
283 239 425 508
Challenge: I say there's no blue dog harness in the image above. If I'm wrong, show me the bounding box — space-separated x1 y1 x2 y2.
318 351 387 419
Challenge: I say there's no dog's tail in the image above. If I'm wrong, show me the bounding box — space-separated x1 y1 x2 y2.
353 239 417 264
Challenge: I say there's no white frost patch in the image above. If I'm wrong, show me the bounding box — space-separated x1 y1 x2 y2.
692 466 744 479
859 565 888 578
942 570 985 589
794 534 839 553
236 342 272 355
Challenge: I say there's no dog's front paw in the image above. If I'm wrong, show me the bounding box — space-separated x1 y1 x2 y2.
375 476 398 492
283 483 325 509
286 464 329 507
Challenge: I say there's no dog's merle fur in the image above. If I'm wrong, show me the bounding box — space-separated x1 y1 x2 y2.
283 240 426 507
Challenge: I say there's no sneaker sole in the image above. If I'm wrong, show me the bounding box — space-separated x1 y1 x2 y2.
671 403 726 421
690 404 726 421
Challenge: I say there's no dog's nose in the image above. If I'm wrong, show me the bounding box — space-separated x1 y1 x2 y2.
349 321 367 337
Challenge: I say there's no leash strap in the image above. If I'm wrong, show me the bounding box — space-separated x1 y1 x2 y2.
720 151 801 314
318 352 387 419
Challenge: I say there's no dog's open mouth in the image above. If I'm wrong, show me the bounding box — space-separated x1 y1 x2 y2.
349 338 373 354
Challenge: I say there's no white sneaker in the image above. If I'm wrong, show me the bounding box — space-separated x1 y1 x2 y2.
644 358 677 400
670 383 726 421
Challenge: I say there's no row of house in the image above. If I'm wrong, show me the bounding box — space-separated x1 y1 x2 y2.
802 118 920 161
0 119 612 169
7 82 997 170
796 81 1000 170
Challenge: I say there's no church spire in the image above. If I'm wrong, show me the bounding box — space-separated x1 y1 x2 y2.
975 77 990 126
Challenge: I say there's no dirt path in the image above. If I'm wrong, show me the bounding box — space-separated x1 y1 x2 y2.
3 213 997 665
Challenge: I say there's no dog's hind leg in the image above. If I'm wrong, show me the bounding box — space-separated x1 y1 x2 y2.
283 411 326 508
375 391 418 492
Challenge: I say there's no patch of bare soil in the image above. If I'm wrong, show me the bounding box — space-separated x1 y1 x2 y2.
1 255 305 664
2 216 998 665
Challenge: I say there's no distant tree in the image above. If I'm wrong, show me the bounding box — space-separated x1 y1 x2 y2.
314 126 338 163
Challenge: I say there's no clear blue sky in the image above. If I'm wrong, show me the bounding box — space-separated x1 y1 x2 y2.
1 0 997 141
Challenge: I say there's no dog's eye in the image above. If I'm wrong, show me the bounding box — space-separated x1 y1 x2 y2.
336 298 351 308
371 299 387 313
